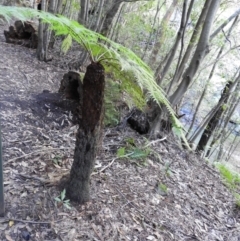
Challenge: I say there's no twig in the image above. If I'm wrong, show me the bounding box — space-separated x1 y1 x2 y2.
98 157 118 173
7 147 72 163
91 224 104 241
17 173 47 183
0 218 61 225
144 137 167 148
96 152 135 174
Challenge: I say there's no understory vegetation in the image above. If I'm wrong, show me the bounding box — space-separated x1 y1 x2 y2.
215 163 240 207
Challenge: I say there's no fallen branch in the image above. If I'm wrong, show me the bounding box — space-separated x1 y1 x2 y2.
0 218 62 225
7 147 72 163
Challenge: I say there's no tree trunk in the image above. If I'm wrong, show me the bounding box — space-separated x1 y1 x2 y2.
78 0 89 25
37 0 47 61
169 0 211 87
149 0 179 66
207 71 240 158
66 62 105 203
100 0 122 37
197 81 234 153
210 7 240 41
187 15 238 140
158 0 189 88
141 0 162 60
169 0 220 106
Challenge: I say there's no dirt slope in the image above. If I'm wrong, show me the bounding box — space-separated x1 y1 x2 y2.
0 24 240 241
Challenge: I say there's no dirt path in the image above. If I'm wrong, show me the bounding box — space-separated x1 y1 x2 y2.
0 23 240 241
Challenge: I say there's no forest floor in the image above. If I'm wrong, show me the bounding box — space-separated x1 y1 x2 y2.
0 23 240 241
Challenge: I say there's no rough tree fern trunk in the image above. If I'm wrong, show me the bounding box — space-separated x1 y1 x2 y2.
197 81 233 153
66 62 105 203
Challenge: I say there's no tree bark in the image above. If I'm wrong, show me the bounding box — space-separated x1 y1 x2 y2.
37 0 47 61
100 0 123 37
66 62 105 203
187 15 238 140
158 0 189 88
169 0 220 106
207 71 240 158
169 0 211 87
197 81 234 153
78 0 89 25
149 0 179 66
210 7 240 41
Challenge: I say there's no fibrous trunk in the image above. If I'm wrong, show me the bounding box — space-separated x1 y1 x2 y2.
197 81 233 153
66 62 105 203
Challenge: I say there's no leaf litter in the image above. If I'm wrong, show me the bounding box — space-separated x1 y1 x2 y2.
0 23 240 241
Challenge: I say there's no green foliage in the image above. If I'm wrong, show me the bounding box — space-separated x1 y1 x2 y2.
215 163 240 207
222 104 227 111
61 34 72 54
163 161 173 177
0 6 188 147
158 183 168 194
128 148 150 160
234 193 240 208
55 189 71 209
117 147 126 157
215 163 240 189
52 155 62 166
117 138 150 165
104 78 121 126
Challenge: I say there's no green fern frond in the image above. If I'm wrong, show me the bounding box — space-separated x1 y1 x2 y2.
0 6 190 149
61 34 72 54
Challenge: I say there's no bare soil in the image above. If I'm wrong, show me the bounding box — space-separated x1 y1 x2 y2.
0 23 240 241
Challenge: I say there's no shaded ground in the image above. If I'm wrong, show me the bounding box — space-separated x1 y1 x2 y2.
0 23 240 241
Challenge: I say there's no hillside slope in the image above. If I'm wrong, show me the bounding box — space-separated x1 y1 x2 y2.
0 24 239 241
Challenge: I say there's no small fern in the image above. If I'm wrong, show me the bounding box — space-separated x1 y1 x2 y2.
0 6 189 148
215 163 240 207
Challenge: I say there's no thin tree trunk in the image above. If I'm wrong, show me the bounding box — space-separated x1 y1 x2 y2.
66 62 105 203
210 7 240 41
224 136 240 162
112 3 125 42
37 0 47 61
48 0 60 49
141 0 162 60
207 72 240 158
100 0 123 37
169 0 211 86
78 0 89 25
166 0 195 95
169 0 220 106
187 16 238 139
157 0 193 85
92 0 105 32
149 0 179 66
197 81 234 153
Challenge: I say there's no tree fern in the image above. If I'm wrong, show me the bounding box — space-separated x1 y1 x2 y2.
0 6 190 149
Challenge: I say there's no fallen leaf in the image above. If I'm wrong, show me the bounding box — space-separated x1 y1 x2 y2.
8 220 14 227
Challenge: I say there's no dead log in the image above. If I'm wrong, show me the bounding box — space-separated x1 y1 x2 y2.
4 20 38 48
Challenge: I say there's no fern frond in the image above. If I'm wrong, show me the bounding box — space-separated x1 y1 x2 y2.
61 34 72 54
0 6 190 149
